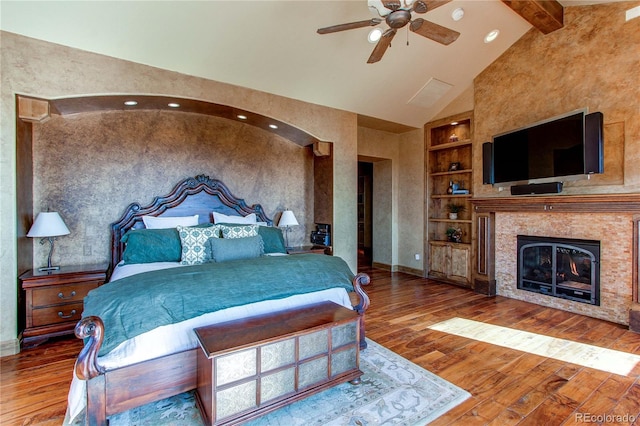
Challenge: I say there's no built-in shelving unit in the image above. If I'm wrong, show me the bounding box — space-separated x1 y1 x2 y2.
425 111 473 287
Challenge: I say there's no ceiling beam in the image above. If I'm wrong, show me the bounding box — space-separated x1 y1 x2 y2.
501 0 564 34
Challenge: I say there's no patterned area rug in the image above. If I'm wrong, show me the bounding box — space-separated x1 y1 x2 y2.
104 339 470 425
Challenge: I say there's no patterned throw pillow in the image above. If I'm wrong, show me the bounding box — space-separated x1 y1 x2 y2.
220 224 259 239
176 225 220 265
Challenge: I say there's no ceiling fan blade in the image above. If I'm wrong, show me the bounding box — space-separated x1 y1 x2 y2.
412 1 429 14
367 29 397 64
317 18 382 34
419 0 452 13
410 18 460 45
381 0 402 11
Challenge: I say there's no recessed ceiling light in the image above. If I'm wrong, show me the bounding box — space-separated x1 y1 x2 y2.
167 102 180 108
451 8 464 22
484 29 500 43
237 114 247 120
124 100 138 106
368 28 383 43
269 124 278 129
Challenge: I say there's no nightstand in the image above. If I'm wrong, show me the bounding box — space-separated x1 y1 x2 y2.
19 263 108 347
286 245 330 255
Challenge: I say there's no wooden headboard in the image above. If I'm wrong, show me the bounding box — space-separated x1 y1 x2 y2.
110 175 272 268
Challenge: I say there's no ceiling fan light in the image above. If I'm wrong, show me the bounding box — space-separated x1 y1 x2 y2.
451 8 464 22
368 28 383 43
368 0 390 17
484 29 500 43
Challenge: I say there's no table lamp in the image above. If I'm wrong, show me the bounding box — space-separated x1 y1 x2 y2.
278 209 299 249
27 212 70 271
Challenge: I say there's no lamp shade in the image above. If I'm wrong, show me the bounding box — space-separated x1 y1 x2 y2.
278 210 299 227
27 212 70 238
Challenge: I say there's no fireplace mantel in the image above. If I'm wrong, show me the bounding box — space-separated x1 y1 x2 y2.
470 193 640 332
472 194 640 214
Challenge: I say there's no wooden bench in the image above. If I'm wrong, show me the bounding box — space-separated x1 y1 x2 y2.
194 301 362 425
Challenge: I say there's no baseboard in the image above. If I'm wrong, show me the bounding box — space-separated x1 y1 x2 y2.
396 266 424 277
370 263 423 276
0 337 21 357
371 262 396 272
474 278 497 297
629 303 640 333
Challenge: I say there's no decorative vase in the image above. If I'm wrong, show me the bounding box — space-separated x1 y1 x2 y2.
449 212 458 220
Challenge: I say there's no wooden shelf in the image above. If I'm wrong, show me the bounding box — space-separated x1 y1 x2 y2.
431 194 472 199
430 169 472 177
429 218 473 224
428 139 472 151
472 194 640 213
430 239 471 246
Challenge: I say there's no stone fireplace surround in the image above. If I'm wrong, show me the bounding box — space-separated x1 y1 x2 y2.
472 194 640 329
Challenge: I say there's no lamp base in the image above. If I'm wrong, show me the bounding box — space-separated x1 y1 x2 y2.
38 265 60 272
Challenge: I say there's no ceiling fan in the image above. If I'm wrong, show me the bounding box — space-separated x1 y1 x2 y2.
317 0 460 64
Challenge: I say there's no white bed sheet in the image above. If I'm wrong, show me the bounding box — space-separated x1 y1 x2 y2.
66 261 353 423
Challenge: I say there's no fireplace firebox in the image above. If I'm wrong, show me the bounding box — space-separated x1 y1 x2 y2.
517 235 600 305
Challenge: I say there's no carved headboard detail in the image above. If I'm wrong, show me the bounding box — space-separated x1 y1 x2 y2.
110 175 272 269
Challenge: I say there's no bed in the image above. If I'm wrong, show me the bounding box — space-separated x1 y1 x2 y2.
66 174 370 425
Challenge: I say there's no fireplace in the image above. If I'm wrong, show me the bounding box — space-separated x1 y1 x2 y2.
517 235 600 305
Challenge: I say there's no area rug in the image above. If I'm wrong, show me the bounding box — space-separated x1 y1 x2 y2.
429 317 640 376
102 339 470 426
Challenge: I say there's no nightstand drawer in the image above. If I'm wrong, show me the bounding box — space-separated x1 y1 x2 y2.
32 302 83 327
20 263 108 347
31 282 99 307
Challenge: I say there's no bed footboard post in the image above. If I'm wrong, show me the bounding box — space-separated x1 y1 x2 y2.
351 273 370 350
75 316 108 425
86 375 108 426
74 316 106 380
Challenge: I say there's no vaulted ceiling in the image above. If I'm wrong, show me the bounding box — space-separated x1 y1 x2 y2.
0 1 612 131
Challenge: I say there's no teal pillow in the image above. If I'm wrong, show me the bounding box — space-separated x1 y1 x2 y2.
209 235 264 263
121 228 182 264
258 226 287 254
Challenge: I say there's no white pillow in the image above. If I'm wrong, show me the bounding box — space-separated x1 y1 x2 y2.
212 212 257 224
142 215 199 229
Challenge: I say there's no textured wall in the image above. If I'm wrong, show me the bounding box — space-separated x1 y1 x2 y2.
474 1 640 197
473 2 640 323
32 111 312 266
357 126 426 272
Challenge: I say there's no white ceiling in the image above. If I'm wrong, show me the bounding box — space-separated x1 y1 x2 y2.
0 1 611 129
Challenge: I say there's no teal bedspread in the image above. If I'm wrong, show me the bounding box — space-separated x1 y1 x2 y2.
82 254 355 356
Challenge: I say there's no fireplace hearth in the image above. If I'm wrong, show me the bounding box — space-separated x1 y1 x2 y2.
517 235 600 305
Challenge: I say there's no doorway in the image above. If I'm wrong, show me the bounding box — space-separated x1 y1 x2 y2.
358 162 373 268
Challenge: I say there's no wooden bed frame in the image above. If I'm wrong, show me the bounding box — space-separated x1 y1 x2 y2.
74 174 370 425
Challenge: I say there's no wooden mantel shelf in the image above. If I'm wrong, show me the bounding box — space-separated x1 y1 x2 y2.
472 194 640 214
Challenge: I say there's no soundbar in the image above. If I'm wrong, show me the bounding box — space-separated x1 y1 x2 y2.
510 181 563 196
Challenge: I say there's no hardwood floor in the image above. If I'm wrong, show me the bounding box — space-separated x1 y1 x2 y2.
2 267 640 425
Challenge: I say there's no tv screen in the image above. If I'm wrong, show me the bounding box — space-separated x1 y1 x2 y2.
492 112 586 185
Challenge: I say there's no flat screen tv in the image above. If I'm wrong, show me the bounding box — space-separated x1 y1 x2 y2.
489 110 602 186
